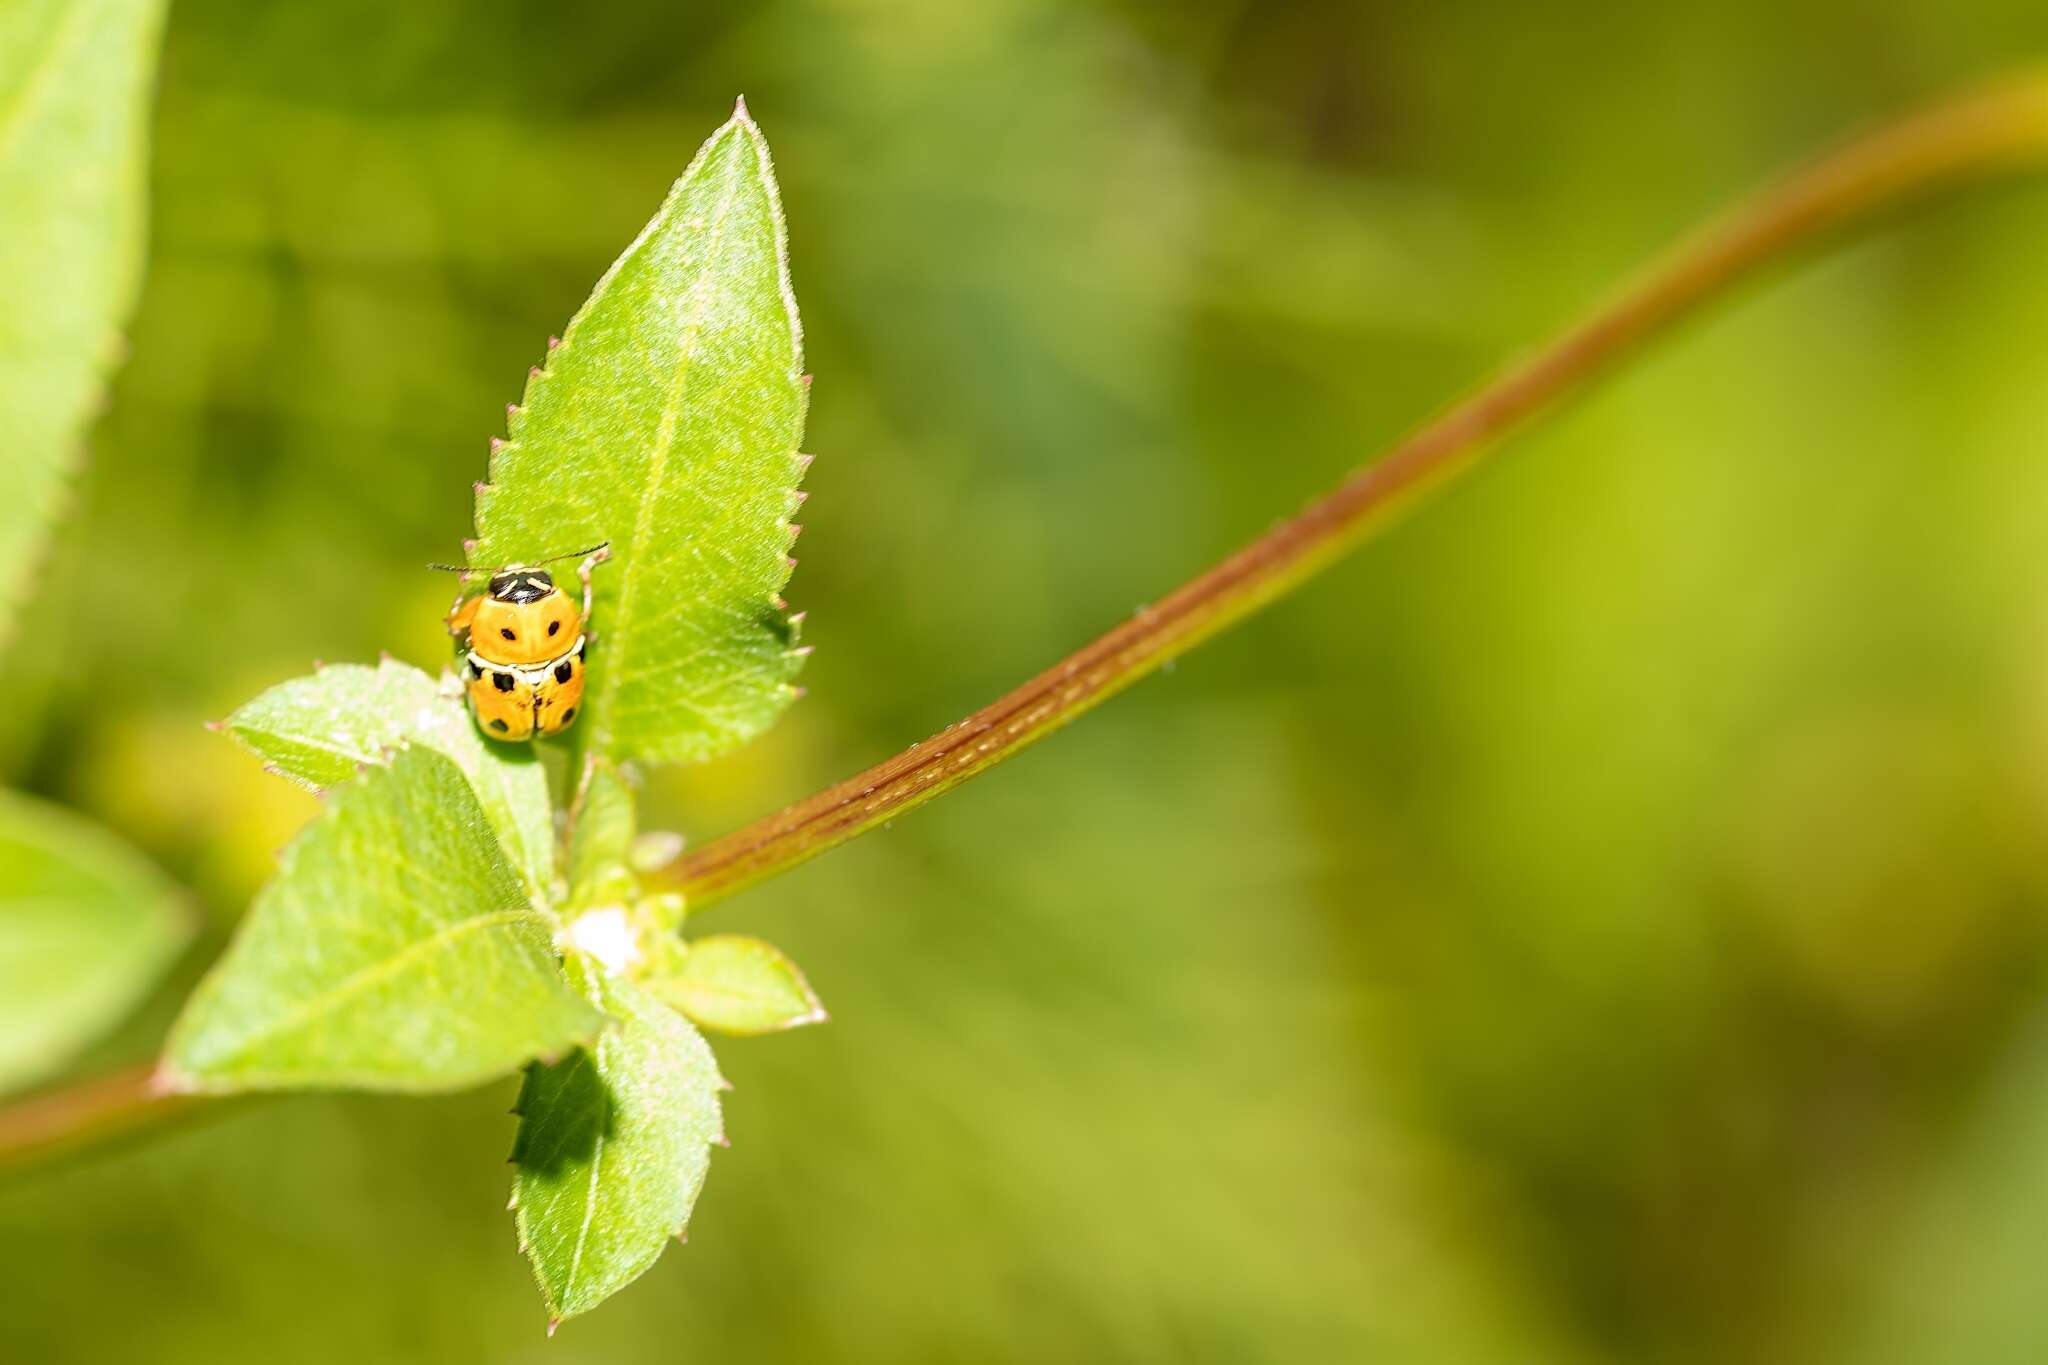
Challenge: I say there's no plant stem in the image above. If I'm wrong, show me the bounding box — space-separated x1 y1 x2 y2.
0 1063 197 1172
6 70 2048 1173
660 67 2048 912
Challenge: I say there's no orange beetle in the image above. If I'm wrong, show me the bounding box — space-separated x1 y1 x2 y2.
443 543 609 741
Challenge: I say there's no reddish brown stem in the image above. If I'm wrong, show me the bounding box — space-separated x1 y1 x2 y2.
660 68 2048 912
0 1063 198 1172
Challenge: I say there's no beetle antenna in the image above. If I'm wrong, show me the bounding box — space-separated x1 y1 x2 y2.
535 541 611 566
427 543 607 576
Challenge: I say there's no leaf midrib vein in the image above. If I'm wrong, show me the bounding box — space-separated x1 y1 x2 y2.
211 906 541 1063
589 139 749 752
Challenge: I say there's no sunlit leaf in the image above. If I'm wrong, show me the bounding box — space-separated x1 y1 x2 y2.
564 758 637 911
0 0 166 649
512 953 724 1326
469 101 809 769
646 935 826 1037
0 790 187 1094
164 748 600 1094
222 658 553 902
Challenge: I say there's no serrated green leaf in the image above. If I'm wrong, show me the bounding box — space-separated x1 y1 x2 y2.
645 934 826 1037
223 659 554 902
164 748 600 1094
565 758 637 911
469 102 809 769
0 790 188 1094
0 0 166 649
512 953 724 1326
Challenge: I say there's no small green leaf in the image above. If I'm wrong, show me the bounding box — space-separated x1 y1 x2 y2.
0 0 167 649
470 101 809 769
0 790 188 1094
223 659 554 902
512 953 725 1326
565 758 637 911
164 748 600 1094
646 935 827 1037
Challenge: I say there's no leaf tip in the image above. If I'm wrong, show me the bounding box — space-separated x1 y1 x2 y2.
732 93 750 121
488 437 505 453
546 334 561 351
546 1317 562 1339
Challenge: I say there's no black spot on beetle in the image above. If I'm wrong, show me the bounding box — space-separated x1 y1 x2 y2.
489 718 510 733
501 627 516 641
554 660 573 684
548 620 561 636
493 672 516 692
465 658 480 678
562 707 576 724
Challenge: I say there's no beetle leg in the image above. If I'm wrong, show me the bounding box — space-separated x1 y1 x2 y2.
577 543 611 618
445 589 480 638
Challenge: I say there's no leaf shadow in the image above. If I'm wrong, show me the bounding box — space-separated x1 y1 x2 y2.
511 1048 617 1175
753 600 797 648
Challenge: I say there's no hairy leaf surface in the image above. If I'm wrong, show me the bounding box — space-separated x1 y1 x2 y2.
0 791 187 1093
512 953 724 1325
0 0 166 648
223 659 553 901
469 103 808 768
164 748 598 1093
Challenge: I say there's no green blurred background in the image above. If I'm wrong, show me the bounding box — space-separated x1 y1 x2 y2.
6 1 2048 1360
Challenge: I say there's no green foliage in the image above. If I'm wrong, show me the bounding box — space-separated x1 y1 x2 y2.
469 102 809 769
0 790 187 1094
0 0 183 1104
223 659 554 902
163 748 601 1094
157 107 823 1320
0 0 165 649
23 7 2048 1362
646 934 827 1037
565 758 638 911
511 952 724 1328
